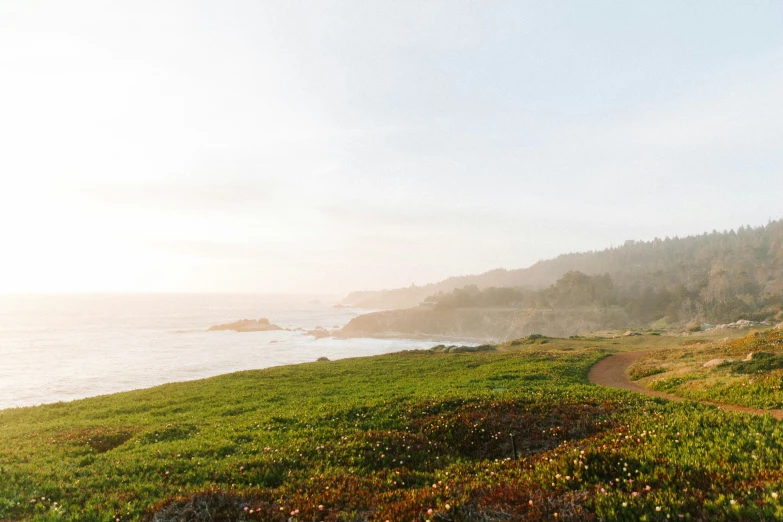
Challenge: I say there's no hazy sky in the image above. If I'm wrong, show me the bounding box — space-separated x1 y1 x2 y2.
1 1 782 294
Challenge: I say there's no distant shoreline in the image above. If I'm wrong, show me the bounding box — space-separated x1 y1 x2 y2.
335 331 493 343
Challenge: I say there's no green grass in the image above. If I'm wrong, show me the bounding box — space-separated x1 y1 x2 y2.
631 329 783 409
2 337 783 521
730 352 783 374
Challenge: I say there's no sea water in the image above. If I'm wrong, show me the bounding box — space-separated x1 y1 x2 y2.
0 294 445 410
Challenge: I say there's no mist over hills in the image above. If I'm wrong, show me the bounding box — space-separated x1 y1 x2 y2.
343 219 783 333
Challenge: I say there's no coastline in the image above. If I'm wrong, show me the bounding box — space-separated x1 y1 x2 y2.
334 331 494 344
0 334 468 411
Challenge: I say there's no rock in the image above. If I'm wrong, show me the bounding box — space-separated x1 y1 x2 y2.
316 357 330 362
744 352 754 361
623 331 642 337
307 326 332 339
703 358 730 368
715 320 759 330
700 323 714 331
207 318 284 333
775 323 783 330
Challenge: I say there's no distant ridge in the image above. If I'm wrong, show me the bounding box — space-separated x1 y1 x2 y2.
344 219 783 310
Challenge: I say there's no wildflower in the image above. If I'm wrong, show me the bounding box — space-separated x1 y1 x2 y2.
622 502 627 507
772 492 779 499
656 506 661 511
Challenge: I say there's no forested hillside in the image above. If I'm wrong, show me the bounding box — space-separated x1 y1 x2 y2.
345 220 783 326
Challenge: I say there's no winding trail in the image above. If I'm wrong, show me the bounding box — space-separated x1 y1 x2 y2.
588 351 783 420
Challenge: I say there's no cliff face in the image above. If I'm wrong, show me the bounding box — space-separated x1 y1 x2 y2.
337 306 632 341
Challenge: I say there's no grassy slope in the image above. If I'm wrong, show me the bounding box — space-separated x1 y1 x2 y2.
631 329 783 409
1 335 783 521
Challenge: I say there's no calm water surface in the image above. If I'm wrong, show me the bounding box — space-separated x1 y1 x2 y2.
0 294 446 409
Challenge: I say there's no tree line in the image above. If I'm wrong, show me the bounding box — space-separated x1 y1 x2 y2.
348 219 783 326
423 219 783 326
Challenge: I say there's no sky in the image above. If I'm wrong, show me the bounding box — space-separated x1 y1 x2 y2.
1 1 782 294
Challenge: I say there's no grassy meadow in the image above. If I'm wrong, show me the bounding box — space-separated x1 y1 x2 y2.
630 329 783 409
2 334 783 521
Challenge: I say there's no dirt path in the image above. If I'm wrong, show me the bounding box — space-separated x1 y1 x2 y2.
588 351 783 420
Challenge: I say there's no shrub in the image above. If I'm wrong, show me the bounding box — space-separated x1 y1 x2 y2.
731 352 783 374
628 366 666 380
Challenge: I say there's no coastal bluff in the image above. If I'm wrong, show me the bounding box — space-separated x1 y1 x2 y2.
207 318 284 333
336 306 632 341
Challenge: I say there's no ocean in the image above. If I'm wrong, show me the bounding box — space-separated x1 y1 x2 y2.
0 294 446 410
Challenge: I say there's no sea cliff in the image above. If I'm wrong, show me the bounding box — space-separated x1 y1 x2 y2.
337 306 632 341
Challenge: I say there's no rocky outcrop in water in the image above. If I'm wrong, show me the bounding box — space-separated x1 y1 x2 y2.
207 318 284 333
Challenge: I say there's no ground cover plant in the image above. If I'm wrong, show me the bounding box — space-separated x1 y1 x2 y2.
630 329 783 409
2 335 783 521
